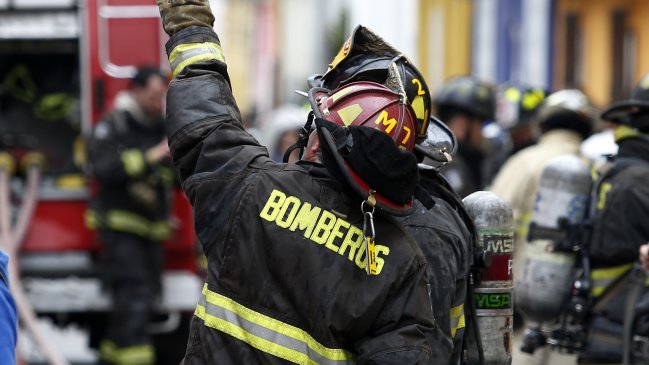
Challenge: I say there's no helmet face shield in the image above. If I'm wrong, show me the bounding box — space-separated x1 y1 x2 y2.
413 116 457 169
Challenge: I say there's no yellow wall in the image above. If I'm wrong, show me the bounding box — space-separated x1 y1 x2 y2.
443 0 472 77
556 0 649 107
628 1 649 83
418 0 473 88
222 1 256 116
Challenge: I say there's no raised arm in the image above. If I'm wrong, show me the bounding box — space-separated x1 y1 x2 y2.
157 1 272 198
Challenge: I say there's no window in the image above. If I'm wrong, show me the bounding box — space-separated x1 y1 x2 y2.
564 13 584 89
611 9 635 101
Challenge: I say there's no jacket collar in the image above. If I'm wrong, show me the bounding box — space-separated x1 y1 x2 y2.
539 129 583 146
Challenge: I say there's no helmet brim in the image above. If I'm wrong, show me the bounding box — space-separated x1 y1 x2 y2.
600 99 649 122
413 116 457 169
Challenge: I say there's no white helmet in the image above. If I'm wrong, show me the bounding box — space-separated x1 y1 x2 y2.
257 104 308 161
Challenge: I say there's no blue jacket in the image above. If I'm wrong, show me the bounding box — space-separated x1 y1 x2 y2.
0 250 17 364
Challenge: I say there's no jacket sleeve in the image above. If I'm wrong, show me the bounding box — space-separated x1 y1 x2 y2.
86 118 150 186
0 251 17 365
355 262 451 364
160 12 272 253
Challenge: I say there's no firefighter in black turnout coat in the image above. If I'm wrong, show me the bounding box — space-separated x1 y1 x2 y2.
314 26 475 364
86 67 174 364
578 72 649 364
156 1 446 364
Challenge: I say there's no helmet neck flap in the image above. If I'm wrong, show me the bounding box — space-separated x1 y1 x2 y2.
306 81 419 215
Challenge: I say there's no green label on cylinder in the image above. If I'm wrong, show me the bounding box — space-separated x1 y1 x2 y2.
474 292 512 310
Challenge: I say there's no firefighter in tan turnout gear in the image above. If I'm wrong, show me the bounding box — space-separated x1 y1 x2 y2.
156 0 448 363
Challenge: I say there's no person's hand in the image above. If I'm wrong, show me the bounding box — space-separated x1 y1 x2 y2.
157 0 215 36
640 243 649 271
145 138 170 164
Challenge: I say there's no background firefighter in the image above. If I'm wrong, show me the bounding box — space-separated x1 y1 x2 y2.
86 66 174 365
432 76 496 198
577 72 649 364
490 89 594 365
156 1 448 363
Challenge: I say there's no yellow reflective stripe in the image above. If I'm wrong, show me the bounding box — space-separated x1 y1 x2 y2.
85 209 98 229
196 304 319 365
450 304 465 338
591 263 633 297
105 210 170 241
99 340 116 362
158 167 175 188
169 42 225 77
197 254 208 270
457 314 466 332
516 211 533 239
99 340 155 365
591 263 633 280
203 285 353 361
450 303 464 318
115 345 154 365
150 221 172 241
120 149 146 177
197 285 355 364
106 210 149 237
614 125 646 143
521 89 545 110
597 182 613 210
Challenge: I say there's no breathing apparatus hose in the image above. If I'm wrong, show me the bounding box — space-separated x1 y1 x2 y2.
0 152 70 365
283 112 315 163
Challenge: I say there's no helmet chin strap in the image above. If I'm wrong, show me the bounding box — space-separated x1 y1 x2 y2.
283 111 315 163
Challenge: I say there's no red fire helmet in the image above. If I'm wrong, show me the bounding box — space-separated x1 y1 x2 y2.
308 81 417 152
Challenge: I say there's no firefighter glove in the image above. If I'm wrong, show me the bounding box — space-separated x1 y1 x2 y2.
157 0 215 36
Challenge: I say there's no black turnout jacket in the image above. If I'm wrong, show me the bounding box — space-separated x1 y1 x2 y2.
162 24 444 365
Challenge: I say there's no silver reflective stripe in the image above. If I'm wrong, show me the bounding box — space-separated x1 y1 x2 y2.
168 42 225 77
450 316 461 336
197 288 355 365
169 47 213 72
449 303 465 338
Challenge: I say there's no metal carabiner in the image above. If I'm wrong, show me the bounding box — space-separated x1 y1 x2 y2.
363 211 375 240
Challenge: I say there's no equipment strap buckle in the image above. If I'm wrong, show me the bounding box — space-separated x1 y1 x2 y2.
361 200 377 275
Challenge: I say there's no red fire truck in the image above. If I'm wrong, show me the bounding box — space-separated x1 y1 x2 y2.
0 0 201 363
